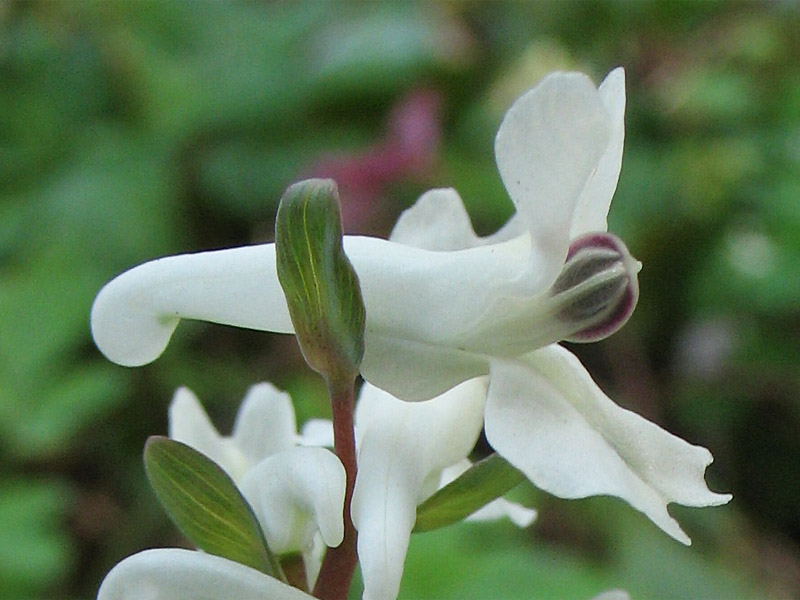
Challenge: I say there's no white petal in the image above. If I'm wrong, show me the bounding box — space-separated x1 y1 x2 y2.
390 188 482 250
495 71 611 292
301 532 325 590
96 548 314 600
361 333 489 402
232 382 298 464
592 590 631 600
389 186 529 252
467 498 537 528
352 380 486 600
350 235 529 349
439 460 537 528
571 67 627 237
239 447 346 554
90 245 293 367
298 418 334 447
168 387 248 482
484 348 731 545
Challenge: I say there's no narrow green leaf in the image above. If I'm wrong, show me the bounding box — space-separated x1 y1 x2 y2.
143 436 279 576
275 178 366 387
414 454 526 533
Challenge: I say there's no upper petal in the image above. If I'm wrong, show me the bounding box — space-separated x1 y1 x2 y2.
232 382 298 464
168 387 248 482
495 71 612 292
484 347 731 545
570 67 627 237
390 188 483 251
351 380 486 600
96 548 314 600
239 447 346 555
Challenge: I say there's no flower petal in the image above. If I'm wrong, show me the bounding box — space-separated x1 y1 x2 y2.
96 548 314 600
168 387 248 482
484 347 731 545
239 447 346 554
351 380 486 600
390 188 482 251
232 383 298 464
592 590 631 600
361 333 490 402
495 71 612 292
298 418 335 447
90 245 293 367
571 67 627 237
390 187 529 252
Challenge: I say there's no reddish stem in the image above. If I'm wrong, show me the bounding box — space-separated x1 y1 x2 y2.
313 379 358 600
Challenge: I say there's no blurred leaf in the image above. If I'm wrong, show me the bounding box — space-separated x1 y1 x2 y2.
0 363 128 458
308 5 470 98
0 479 73 598
143 436 278 576
394 521 615 600
656 66 760 126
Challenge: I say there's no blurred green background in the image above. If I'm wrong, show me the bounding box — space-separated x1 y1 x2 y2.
2 1 800 598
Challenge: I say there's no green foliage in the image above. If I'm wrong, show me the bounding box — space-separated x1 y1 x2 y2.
143 436 279 577
0 480 73 600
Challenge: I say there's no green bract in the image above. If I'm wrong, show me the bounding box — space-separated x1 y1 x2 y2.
414 454 525 533
143 436 280 577
275 179 366 387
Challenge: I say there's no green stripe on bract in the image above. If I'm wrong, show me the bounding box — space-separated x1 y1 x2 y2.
275 179 365 386
143 436 278 576
414 454 526 533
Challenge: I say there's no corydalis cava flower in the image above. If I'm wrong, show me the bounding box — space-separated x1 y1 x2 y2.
351 379 535 600
90 70 633 402
90 67 730 556
97 384 346 600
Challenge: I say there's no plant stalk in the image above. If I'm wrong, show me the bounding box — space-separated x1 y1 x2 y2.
313 378 358 600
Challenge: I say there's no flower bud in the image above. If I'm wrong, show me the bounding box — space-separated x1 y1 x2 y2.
275 179 366 388
551 233 640 342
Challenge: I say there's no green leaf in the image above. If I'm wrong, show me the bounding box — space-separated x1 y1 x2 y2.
414 454 526 533
143 436 279 576
275 178 366 387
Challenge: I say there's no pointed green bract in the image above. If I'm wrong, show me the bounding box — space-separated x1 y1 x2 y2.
413 454 526 533
143 436 280 577
275 179 366 387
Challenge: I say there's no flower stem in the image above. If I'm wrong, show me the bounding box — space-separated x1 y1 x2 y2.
313 378 358 600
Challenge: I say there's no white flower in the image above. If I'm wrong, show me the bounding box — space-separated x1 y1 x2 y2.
97 384 346 599
169 384 345 562
351 379 535 600
97 549 316 600
90 69 631 403
168 383 299 483
90 66 730 568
